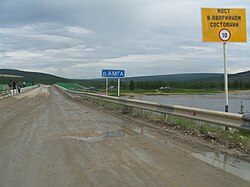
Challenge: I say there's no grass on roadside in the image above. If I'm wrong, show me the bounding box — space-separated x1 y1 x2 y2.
167 116 250 151
79 94 250 153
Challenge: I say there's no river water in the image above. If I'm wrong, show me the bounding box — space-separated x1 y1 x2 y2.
126 93 250 114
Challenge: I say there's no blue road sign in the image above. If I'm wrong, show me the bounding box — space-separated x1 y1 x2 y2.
102 69 125 78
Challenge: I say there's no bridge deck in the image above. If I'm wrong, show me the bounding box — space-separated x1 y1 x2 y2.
0 85 248 187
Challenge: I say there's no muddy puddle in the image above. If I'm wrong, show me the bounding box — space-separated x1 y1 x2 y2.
66 130 126 143
192 152 250 182
77 136 104 143
102 130 125 138
66 121 250 182
118 122 250 182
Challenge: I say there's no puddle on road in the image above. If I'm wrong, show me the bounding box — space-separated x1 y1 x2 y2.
66 135 104 143
119 124 163 142
192 152 250 182
65 122 250 182
118 123 250 182
77 136 104 143
102 130 125 138
66 130 126 143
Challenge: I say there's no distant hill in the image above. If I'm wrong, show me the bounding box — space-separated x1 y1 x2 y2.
0 69 249 85
229 71 250 81
123 73 224 82
123 71 250 82
0 69 69 84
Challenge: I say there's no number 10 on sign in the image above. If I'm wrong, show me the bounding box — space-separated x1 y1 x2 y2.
219 29 231 42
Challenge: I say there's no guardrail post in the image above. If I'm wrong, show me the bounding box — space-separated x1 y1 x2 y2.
242 114 250 130
163 113 167 123
140 109 143 119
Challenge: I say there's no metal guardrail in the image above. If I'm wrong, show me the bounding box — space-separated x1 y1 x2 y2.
55 84 250 131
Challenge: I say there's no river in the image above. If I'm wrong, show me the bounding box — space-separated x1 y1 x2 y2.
126 93 250 114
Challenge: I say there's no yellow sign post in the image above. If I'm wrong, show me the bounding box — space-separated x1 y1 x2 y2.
201 8 247 114
201 8 247 42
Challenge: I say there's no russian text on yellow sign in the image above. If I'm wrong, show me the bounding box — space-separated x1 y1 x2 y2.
201 8 247 42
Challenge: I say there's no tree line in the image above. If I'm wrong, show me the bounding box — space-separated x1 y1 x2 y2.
78 80 250 90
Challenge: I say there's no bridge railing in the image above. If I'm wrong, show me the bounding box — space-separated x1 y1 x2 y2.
0 84 9 97
0 84 40 99
55 84 250 131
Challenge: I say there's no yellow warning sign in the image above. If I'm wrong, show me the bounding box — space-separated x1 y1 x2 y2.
201 8 247 42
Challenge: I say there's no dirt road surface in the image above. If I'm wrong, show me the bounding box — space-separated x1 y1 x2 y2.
0 86 249 187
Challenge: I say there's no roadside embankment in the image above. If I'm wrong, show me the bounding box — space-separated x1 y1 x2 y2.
55 84 250 157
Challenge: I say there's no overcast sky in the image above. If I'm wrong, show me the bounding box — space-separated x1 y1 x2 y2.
0 0 249 78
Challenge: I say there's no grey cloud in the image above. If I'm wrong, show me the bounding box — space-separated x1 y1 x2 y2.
0 0 249 78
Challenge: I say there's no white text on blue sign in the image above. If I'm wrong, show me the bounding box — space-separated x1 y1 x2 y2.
102 70 125 78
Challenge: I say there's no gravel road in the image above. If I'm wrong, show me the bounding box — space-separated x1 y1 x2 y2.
0 85 249 187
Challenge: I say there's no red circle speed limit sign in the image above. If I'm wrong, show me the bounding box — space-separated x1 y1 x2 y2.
219 29 231 41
